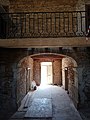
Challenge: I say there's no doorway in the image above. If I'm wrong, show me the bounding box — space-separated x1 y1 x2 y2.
41 62 53 85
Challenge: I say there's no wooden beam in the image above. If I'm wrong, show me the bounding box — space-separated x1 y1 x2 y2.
0 37 90 48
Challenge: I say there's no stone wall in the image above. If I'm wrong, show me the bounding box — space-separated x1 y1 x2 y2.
0 62 16 119
53 60 61 85
33 60 41 85
77 66 90 107
9 0 90 12
16 67 26 106
81 67 90 106
0 0 10 6
9 0 78 12
77 48 90 107
0 48 28 120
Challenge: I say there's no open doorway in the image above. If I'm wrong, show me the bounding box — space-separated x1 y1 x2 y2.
41 62 53 85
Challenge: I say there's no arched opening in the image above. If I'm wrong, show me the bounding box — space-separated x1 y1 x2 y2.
16 53 78 107
17 56 33 106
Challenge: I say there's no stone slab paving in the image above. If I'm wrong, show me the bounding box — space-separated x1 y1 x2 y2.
51 86 82 120
10 85 83 120
25 98 52 118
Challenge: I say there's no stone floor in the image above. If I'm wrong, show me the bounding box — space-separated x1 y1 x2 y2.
25 98 52 118
10 85 82 120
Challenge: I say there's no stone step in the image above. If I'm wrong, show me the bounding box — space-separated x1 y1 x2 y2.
24 92 33 108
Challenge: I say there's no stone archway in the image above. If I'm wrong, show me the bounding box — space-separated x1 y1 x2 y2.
16 56 33 106
16 53 78 107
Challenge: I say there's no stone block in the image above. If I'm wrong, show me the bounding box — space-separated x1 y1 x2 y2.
25 98 52 118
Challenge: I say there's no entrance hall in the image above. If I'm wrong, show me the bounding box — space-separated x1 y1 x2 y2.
1 0 90 120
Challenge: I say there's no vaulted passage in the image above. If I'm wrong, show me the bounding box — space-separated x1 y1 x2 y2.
17 53 78 108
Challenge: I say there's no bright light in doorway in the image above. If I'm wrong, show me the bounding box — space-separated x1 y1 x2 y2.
40 84 48 89
41 62 53 86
